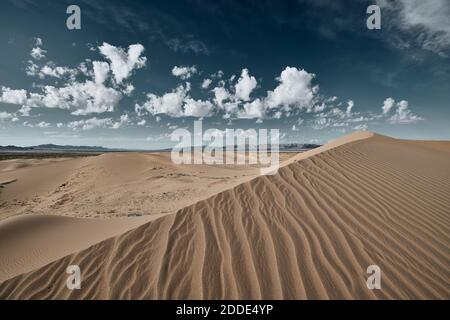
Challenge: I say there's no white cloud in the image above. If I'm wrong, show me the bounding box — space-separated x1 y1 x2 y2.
37 121 51 128
171 66 197 80
0 87 28 105
137 119 146 126
382 97 395 114
35 37 43 46
311 117 332 130
136 82 214 118
266 67 318 110
18 105 31 116
354 124 368 131
98 42 147 84
212 86 231 109
68 117 113 131
234 68 257 101
380 98 424 124
201 78 212 89
346 100 354 114
136 85 188 117
183 98 214 117
212 70 224 79
92 61 110 84
124 84 135 95
0 111 14 120
26 81 121 115
111 114 130 129
28 63 78 80
313 103 326 113
70 82 122 115
389 100 423 124
238 98 265 119
16 41 150 116
30 47 46 60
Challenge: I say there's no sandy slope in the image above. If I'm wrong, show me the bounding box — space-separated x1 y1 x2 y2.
1 132 449 299
0 214 159 282
0 152 292 221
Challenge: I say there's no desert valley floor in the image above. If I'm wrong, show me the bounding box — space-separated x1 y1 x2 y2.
0 131 449 299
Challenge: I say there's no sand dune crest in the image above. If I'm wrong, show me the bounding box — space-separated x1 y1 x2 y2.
1 132 449 299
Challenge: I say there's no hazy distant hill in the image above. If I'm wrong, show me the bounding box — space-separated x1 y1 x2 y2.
0 144 113 152
0 143 321 153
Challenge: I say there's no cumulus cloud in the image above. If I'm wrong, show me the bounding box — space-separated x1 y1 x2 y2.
92 61 110 84
136 85 188 117
266 67 318 110
183 98 214 117
238 99 265 119
212 86 231 109
171 66 197 80
41 65 76 79
389 100 423 124
234 68 257 101
136 81 215 118
29 38 47 60
0 87 28 105
30 81 122 115
139 66 338 121
382 97 396 114
30 47 46 60
4 81 122 116
4 41 151 117
98 42 147 84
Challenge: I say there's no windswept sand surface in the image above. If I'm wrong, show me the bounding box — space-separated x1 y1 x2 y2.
0 214 159 282
1 132 449 299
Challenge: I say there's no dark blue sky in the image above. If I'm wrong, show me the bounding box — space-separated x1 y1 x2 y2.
0 0 449 148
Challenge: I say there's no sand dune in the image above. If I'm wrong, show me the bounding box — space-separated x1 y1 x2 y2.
0 152 290 221
0 214 162 282
1 132 449 299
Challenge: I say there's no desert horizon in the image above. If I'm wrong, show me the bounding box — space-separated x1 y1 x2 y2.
1 0 449 313
1 130 449 299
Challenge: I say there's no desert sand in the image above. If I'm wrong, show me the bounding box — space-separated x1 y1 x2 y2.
1 152 295 221
0 132 449 299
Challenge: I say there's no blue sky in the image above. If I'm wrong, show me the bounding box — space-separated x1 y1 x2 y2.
0 0 449 149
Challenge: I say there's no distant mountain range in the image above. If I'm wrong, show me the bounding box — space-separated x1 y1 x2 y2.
0 143 321 153
0 144 114 152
